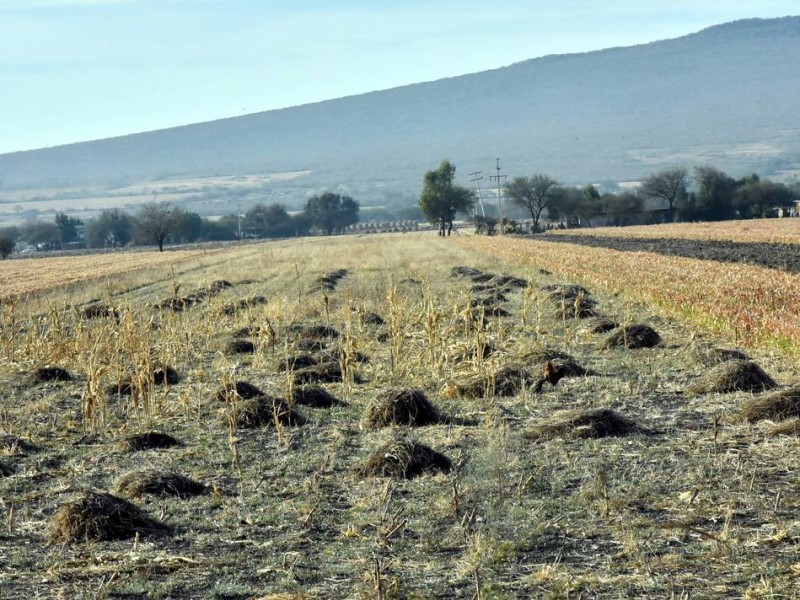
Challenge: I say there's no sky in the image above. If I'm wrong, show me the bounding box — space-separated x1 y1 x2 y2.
0 0 798 154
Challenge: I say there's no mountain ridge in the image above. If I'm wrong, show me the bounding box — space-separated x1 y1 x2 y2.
1 16 799 199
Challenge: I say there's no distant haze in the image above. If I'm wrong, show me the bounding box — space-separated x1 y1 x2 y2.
1 16 799 206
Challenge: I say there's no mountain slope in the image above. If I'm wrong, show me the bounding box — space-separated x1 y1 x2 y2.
1 16 798 194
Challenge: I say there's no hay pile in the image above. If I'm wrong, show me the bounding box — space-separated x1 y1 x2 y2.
603 324 661 349
225 339 255 354
738 385 800 423
113 470 206 498
208 279 233 294
117 432 181 452
361 312 385 326
106 378 135 397
288 324 340 341
292 385 343 408
457 366 535 398
51 492 168 543
361 436 451 479
277 354 318 372
363 388 446 428
216 380 265 402
81 304 119 320
31 366 73 383
311 269 350 292
153 365 179 385
292 362 345 385
579 318 619 335
555 297 598 319
686 360 777 395
451 266 483 278
525 409 639 441
694 346 750 367
541 283 591 301
232 396 306 429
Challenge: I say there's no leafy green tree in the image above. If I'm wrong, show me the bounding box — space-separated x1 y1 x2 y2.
693 166 738 221
504 174 560 232
639 167 688 221
85 209 132 248
304 192 360 235
0 237 14 259
54 213 83 245
134 202 175 251
418 160 474 236
548 187 596 225
245 204 294 238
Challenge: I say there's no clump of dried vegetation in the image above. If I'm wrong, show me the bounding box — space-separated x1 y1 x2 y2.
360 435 451 479
50 491 169 543
363 388 446 427
686 359 777 395
113 470 206 498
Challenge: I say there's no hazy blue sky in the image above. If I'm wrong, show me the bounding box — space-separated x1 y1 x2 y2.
0 0 797 154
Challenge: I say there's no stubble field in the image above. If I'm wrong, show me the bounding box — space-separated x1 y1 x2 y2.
1 229 799 599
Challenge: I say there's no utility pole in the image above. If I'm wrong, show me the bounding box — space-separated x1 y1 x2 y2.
468 170 486 218
489 158 507 235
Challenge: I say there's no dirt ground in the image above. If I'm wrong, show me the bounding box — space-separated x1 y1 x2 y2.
541 234 800 274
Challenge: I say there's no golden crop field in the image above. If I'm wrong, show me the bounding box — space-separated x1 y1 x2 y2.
467 235 800 352
1 232 799 599
0 247 227 302
548 218 800 244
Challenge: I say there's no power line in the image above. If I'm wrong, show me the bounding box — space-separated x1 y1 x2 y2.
488 158 507 235
468 170 486 218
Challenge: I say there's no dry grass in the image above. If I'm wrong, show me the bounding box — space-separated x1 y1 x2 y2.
0 248 224 300
1 232 800 598
546 218 800 244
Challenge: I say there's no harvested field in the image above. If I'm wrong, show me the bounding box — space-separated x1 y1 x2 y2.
2 232 800 598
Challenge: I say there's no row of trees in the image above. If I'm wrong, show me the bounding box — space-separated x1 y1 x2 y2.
0 192 360 258
416 160 798 234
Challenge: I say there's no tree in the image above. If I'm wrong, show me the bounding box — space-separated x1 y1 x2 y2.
304 192 360 235
504 175 560 232
22 220 60 247
202 214 239 241
171 209 204 243
0 226 20 243
85 209 132 248
639 167 688 221
693 166 738 221
604 192 643 226
0 237 14 259
418 160 474 236
55 213 83 246
245 204 294 238
735 178 793 218
134 202 175 251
